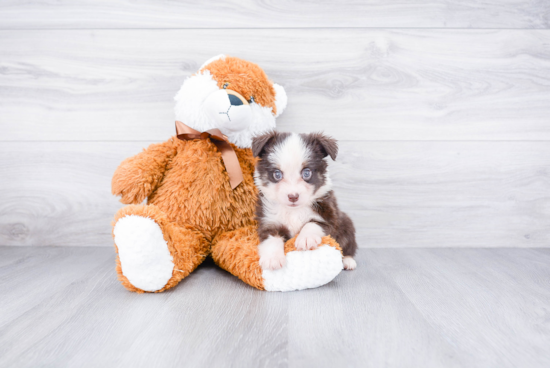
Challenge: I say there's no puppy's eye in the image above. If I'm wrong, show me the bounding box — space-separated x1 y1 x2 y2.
273 170 283 181
302 168 312 180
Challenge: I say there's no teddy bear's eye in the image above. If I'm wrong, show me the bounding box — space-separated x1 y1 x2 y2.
223 83 229 89
248 96 255 103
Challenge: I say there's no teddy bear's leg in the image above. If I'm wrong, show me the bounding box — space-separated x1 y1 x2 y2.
112 205 208 293
212 226 344 291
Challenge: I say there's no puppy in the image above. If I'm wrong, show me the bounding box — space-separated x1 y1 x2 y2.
252 131 357 271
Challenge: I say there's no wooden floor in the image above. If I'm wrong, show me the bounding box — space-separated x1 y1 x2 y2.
1 247 549 368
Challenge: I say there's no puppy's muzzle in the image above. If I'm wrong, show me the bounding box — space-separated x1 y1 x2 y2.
288 194 299 203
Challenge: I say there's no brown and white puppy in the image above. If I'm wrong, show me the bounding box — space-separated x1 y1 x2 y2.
252 131 357 271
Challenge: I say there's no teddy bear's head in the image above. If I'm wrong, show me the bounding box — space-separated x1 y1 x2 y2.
174 55 287 148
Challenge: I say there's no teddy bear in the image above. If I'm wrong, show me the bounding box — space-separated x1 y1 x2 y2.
111 55 343 293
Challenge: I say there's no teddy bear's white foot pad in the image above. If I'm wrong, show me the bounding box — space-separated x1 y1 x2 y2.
114 215 174 292
262 245 343 292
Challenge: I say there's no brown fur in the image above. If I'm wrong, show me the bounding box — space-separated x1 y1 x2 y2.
202 56 278 115
112 138 261 291
211 226 265 290
284 234 342 255
312 192 357 257
257 220 292 242
112 204 208 293
302 132 338 161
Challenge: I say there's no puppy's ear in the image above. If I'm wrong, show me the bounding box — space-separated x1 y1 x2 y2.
252 130 277 158
304 132 338 161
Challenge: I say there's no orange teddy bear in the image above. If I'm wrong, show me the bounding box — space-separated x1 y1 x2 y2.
111 55 343 292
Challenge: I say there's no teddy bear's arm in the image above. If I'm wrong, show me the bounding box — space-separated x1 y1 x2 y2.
111 139 177 204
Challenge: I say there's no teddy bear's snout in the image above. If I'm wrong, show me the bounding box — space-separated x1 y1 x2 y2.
204 89 253 133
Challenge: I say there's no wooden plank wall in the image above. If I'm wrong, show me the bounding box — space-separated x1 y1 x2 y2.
1 1 549 247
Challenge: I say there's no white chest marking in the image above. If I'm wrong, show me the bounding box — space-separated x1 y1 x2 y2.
261 199 323 237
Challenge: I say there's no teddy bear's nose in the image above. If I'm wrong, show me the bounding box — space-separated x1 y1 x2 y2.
228 94 244 106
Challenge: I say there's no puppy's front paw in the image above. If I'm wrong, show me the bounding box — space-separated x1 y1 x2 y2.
343 256 357 270
295 233 322 251
258 236 286 271
260 252 286 271
296 223 325 251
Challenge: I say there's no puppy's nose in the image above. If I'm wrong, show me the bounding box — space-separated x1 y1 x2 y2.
288 194 299 203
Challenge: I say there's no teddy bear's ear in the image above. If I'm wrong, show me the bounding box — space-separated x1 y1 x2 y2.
252 130 278 158
272 83 287 118
199 54 226 70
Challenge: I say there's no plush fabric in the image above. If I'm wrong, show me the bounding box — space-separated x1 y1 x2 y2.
111 56 343 292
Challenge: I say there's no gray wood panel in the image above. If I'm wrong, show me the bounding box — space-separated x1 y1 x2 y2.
335 141 550 248
1 247 550 368
0 0 548 29
2 29 550 142
0 142 127 247
2 141 549 248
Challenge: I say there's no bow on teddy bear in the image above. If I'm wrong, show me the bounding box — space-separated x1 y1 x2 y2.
111 55 343 292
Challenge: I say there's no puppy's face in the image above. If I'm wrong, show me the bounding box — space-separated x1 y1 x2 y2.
252 132 338 208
